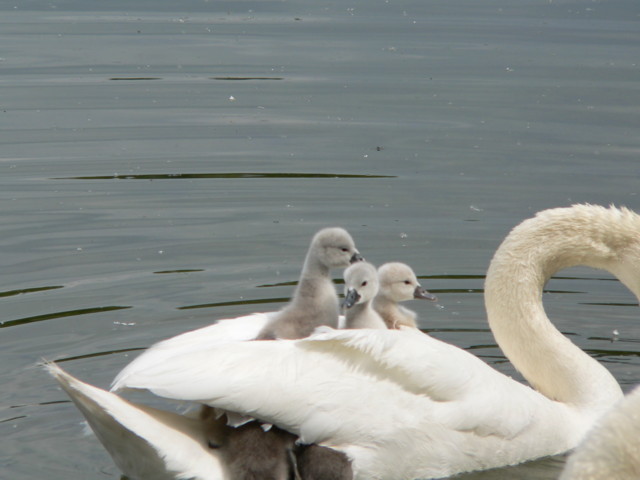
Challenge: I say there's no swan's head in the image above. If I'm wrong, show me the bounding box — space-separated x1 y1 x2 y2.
377 262 437 303
311 227 363 269
343 261 379 308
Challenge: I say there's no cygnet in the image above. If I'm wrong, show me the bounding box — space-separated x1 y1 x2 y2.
342 262 387 329
373 262 437 329
257 227 363 340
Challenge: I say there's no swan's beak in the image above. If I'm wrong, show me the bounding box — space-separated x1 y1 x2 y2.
343 288 361 308
414 285 437 302
350 252 364 264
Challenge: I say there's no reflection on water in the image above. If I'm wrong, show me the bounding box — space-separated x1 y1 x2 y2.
1 306 132 329
153 269 205 274
213 77 284 81
0 285 64 298
108 76 285 81
53 347 146 364
109 77 161 81
178 297 289 310
53 172 396 180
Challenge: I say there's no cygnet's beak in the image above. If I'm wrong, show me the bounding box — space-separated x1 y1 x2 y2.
343 288 361 309
350 252 364 264
414 285 437 302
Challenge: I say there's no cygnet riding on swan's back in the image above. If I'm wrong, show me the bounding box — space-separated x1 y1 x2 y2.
257 227 363 340
48 205 640 480
342 262 387 330
373 262 437 329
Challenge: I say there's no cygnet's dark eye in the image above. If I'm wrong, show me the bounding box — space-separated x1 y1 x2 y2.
361 281 368 287
340 247 349 252
404 280 412 285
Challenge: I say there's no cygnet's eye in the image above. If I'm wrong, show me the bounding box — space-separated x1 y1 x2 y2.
404 280 412 285
361 281 368 287
340 247 350 252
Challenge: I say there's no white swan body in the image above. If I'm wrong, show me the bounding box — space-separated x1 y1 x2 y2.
112 205 638 479
342 262 387 330
373 262 437 329
560 384 640 480
55 205 640 480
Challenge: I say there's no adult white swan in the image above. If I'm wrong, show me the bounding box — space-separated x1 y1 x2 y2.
50 205 640 480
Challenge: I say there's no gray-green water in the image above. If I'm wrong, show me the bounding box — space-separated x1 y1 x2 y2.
2 0 639 478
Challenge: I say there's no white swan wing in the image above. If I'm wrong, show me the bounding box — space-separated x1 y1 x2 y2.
47 363 224 480
302 328 546 438
113 328 557 448
112 312 275 391
112 312 351 391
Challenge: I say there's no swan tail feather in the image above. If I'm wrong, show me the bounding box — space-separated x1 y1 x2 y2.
46 362 224 480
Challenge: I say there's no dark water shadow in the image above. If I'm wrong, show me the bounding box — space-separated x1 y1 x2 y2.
422 274 617 282
108 76 284 82
4 400 76 424
109 77 161 81
587 348 640 361
153 269 205 274
1 306 132 328
9 399 71 411
52 347 146 363
432 288 484 294
212 76 284 81
178 297 288 310
257 279 344 288
0 285 64 298
422 274 485 280
52 172 396 180
423 327 491 334
257 280 298 288
0 415 28 424
581 302 638 307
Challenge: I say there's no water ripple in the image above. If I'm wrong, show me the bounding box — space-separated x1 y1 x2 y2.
178 297 288 310
1 306 132 328
53 347 145 363
0 285 64 298
52 172 395 180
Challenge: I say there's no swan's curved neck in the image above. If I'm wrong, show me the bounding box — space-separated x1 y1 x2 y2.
485 206 639 409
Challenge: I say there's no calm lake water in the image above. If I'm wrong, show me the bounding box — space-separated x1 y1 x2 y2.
2 0 639 479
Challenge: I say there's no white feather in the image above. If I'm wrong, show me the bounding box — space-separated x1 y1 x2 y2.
560 385 640 480
46 362 225 480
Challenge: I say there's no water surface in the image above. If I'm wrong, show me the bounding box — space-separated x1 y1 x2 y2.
1 0 639 478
